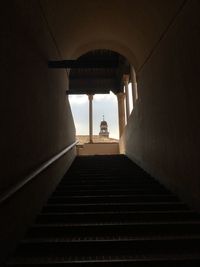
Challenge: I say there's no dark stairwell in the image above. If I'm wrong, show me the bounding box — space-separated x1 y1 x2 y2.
5 155 200 266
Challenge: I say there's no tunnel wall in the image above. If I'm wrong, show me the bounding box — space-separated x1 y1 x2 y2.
0 1 76 263
122 0 200 211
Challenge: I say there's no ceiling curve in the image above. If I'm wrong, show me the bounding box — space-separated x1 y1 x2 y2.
41 0 184 70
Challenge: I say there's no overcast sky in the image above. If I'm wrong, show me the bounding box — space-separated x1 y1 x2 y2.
69 92 119 139
69 85 133 140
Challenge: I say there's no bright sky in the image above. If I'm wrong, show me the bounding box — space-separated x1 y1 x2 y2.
69 85 133 140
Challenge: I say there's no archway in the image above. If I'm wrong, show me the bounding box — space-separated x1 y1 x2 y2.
67 49 138 155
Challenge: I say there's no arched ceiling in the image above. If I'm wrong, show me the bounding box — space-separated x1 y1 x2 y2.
40 0 184 69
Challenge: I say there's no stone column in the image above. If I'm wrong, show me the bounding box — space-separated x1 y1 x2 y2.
123 75 130 122
117 92 125 137
88 94 93 143
130 67 137 107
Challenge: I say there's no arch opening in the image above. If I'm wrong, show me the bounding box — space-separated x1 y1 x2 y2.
67 49 137 155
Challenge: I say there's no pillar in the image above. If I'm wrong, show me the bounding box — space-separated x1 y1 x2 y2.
117 92 125 137
88 94 93 143
123 74 130 122
130 66 138 107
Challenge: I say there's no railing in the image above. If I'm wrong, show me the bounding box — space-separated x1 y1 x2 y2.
0 140 78 204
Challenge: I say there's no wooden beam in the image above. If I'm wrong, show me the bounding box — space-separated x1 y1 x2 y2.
69 78 118 91
66 89 110 95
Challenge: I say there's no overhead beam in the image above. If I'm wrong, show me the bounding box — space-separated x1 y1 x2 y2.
66 89 110 95
69 78 119 91
48 60 119 68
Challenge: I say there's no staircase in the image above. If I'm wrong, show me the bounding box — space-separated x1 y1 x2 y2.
5 155 200 266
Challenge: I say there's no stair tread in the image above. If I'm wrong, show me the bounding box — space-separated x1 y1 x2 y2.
51 194 175 198
22 234 200 243
36 221 200 226
33 220 200 227
44 202 185 206
39 210 196 216
7 254 200 264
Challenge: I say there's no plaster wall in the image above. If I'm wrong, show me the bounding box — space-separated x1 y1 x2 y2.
77 143 119 155
123 0 200 211
0 1 76 263
41 0 184 69
1 0 200 263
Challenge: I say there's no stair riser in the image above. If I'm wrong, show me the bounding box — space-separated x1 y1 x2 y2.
15 239 200 257
27 223 200 238
52 189 171 196
36 212 198 224
48 195 178 204
59 180 161 185
6 259 200 267
56 185 166 190
42 203 188 213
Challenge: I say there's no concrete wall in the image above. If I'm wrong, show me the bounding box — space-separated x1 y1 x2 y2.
77 143 119 155
122 0 200 211
0 1 76 263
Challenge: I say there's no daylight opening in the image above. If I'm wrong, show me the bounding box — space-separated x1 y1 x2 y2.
67 49 137 155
